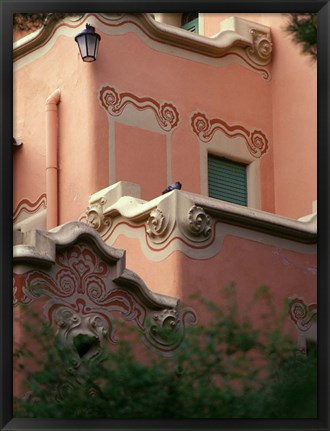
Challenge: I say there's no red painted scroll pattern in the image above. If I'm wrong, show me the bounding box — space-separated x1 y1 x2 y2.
98 84 180 132
14 244 196 355
191 112 269 158
13 193 47 221
288 296 317 332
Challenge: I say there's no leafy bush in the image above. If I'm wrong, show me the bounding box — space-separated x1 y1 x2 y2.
285 13 317 60
14 285 317 419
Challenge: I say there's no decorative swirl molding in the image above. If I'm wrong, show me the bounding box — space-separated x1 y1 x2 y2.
14 227 196 355
145 307 197 354
145 207 174 245
98 84 180 132
15 260 195 356
86 197 112 235
288 296 317 332
146 208 165 236
187 205 212 238
13 193 47 221
246 29 273 66
54 306 110 362
191 112 269 158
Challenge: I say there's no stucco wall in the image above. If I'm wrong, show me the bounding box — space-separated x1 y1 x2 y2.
203 13 317 218
14 13 276 228
111 221 316 305
14 13 316 229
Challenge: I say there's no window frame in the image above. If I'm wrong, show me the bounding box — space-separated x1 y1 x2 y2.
200 133 261 209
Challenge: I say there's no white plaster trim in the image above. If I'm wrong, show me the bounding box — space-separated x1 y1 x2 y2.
14 23 84 71
109 117 116 185
14 209 47 233
199 130 262 209
166 134 172 185
13 26 44 50
198 13 205 36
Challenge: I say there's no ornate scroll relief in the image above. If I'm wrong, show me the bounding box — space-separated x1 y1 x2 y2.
146 308 197 353
86 196 112 236
54 307 110 362
288 296 317 354
288 296 317 332
84 182 215 256
146 208 166 239
98 84 180 132
246 29 273 66
191 112 269 158
145 206 176 245
13 222 196 356
86 183 177 246
184 205 212 242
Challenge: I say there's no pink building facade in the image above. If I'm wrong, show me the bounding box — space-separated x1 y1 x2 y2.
13 13 317 371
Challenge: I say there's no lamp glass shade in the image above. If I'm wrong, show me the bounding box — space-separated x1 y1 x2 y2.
75 25 101 62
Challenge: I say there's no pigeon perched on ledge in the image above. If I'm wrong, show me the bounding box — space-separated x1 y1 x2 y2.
162 181 182 195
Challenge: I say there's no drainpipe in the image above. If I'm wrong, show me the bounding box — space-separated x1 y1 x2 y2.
46 89 61 230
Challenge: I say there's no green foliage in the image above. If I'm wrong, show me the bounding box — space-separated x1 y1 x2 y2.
284 13 317 60
14 285 317 419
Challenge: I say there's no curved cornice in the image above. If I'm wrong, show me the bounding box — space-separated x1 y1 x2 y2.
86 182 316 250
13 221 176 310
188 192 317 244
13 13 74 62
13 221 124 266
13 221 198 355
129 14 272 64
13 13 272 77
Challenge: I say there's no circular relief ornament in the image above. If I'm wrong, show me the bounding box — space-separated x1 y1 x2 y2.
86 199 112 236
146 208 168 242
247 30 273 65
187 205 212 239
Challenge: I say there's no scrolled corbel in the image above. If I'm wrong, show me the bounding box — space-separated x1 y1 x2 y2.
86 197 112 235
144 307 197 354
246 29 273 65
146 208 166 237
181 205 213 242
145 205 175 244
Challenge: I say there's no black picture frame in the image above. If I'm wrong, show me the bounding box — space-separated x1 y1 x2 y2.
1 1 329 430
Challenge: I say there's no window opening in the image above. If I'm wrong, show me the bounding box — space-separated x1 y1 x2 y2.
181 13 199 33
208 155 248 206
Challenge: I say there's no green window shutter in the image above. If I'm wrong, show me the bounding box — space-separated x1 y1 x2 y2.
181 17 199 33
208 155 247 206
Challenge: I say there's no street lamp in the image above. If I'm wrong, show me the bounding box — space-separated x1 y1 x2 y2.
75 24 101 62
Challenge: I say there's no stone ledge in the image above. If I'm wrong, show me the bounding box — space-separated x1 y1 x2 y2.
86 181 317 246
